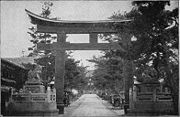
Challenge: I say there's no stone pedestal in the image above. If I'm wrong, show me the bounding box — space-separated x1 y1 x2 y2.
8 79 59 116
128 81 174 115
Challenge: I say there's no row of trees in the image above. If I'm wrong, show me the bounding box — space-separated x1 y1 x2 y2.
26 2 88 92
91 1 178 114
89 55 124 94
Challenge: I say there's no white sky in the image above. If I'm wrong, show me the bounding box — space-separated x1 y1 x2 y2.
1 1 178 70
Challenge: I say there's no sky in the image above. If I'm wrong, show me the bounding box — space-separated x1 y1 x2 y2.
1 1 178 70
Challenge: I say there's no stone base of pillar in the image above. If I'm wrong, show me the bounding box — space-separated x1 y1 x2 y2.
57 103 64 114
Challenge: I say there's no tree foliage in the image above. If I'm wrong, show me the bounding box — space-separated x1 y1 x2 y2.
110 1 178 114
90 54 124 94
108 1 178 85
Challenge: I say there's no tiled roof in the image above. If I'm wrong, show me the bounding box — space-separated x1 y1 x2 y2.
2 57 36 69
5 57 34 64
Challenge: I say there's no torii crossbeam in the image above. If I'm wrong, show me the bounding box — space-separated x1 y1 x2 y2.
25 9 131 114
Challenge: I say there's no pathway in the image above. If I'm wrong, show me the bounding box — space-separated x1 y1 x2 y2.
60 94 124 117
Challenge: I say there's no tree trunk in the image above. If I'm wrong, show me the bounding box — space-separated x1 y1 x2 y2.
123 59 134 113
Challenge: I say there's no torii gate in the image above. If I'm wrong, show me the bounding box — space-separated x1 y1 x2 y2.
25 9 131 114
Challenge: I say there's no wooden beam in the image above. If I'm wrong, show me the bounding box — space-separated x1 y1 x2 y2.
57 32 66 43
37 24 117 34
37 43 53 50
37 42 125 51
89 33 98 44
55 43 125 51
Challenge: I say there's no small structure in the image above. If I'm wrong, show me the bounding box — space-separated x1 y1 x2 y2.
128 79 174 115
7 71 59 116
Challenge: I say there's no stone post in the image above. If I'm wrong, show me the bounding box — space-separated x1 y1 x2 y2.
54 32 66 114
123 59 133 114
153 87 157 101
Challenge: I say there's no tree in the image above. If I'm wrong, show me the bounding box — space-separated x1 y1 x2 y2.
89 54 124 94
28 1 55 55
110 1 178 114
64 58 87 90
27 1 56 86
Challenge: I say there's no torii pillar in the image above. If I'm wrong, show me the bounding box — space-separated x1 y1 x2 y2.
55 32 66 113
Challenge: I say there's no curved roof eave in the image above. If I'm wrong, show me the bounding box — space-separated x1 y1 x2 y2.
1 58 28 70
25 9 132 25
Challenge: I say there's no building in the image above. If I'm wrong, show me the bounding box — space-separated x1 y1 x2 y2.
1 58 29 115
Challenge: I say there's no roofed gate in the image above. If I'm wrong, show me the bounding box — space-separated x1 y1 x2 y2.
26 9 131 114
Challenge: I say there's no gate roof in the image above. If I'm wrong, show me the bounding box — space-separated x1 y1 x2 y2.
25 9 131 33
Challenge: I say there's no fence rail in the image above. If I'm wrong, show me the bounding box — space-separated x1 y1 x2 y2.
136 92 172 101
12 92 56 102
